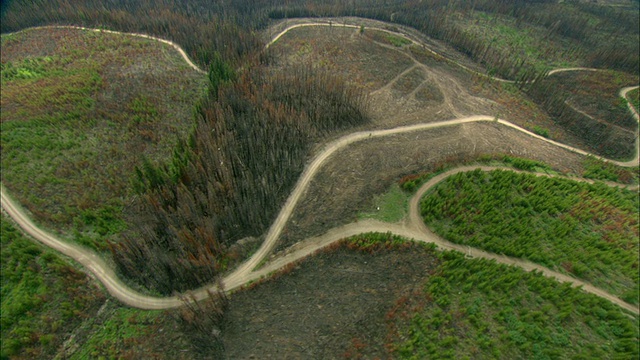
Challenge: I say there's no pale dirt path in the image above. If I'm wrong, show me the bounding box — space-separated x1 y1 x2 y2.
564 99 636 135
369 64 418 95
547 67 601 76
4 25 206 74
620 86 640 166
621 86 640 120
2 23 639 312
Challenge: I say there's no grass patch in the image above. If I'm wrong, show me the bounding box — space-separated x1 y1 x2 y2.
386 34 412 47
0 56 54 80
532 125 549 138
363 29 411 48
70 306 164 360
358 184 410 223
421 169 639 302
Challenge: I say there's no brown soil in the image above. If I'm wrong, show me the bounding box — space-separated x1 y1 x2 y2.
222 243 439 359
269 19 613 159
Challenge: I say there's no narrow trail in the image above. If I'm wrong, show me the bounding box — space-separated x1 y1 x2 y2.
564 99 636 135
369 64 418 95
2 22 639 314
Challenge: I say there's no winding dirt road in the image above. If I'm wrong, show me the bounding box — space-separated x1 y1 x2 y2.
1 23 639 314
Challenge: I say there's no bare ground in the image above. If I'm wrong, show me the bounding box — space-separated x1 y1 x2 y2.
266 21 633 251
222 244 439 359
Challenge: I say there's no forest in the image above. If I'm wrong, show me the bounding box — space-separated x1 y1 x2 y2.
420 169 639 303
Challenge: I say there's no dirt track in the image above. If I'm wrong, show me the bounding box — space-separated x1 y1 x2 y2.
1 23 639 314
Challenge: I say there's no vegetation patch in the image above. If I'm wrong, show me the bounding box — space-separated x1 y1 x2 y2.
582 156 638 184
1 216 105 359
420 169 639 302
628 87 639 113
363 29 411 47
389 250 639 359
71 306 165 359
532 125 549 138
358 184 409 223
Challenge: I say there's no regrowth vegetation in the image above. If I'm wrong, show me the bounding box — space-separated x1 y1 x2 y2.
420 169 639 303
389 248 639 359
330 233 639 359
0 28 206 250
1 216 105 359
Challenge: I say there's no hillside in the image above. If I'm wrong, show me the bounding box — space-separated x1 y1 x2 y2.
1 1 639 358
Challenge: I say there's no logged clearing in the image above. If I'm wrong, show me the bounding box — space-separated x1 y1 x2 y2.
0 28 206 250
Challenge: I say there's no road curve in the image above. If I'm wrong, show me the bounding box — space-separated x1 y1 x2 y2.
621 86 640 120
2 24 639 312
0 184 182 309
